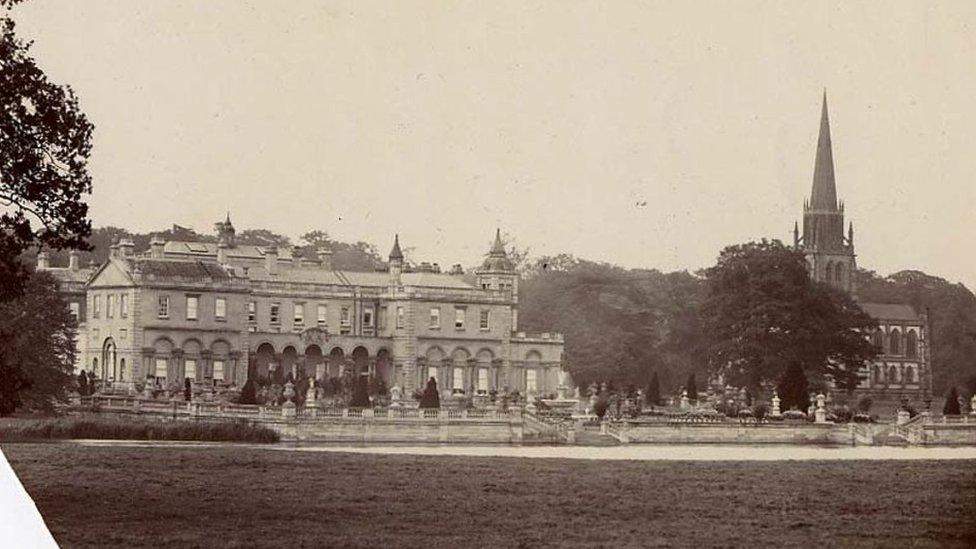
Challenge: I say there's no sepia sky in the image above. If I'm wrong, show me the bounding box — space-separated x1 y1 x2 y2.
11 1 976 288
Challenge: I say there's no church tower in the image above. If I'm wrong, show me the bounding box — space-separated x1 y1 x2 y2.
795 93 857 295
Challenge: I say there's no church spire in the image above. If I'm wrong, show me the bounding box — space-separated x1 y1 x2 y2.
810 91 838 210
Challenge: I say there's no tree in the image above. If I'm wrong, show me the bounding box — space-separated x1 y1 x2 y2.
76 370 88 397
685 373 698 402
0 272 77 415
239 378 257 405
349 375 371 408
778 361 810 412
701 240 878 392
299 229 385 271
645 372 661 406
419 377 440 409
1 6 94 300
943 386 961 416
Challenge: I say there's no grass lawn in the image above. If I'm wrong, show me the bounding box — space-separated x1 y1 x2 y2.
3 443 976 548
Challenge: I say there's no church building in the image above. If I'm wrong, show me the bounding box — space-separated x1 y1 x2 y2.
793 94 932 404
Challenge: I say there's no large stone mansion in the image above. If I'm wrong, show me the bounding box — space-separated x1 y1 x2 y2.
794 94 932 404
39 223 565 400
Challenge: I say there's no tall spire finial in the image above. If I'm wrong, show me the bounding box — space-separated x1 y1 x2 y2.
389 233 404 261
810 91 838 210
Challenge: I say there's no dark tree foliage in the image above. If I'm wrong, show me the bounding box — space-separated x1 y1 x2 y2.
518 261 676 389
645 372 661 406
349 375 371 408
942 386 961 416
239 378 258 405
685 373 698 401
183 378 191 401
701 240 878 391
778 361 810 412
0 272 77 415
76 370 87 396
299 230 386 271
419 377 440 409
0 8 94 300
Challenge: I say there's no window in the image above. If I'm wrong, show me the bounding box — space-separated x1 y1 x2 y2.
871 330 883 349
427 366 438 384
92 295 100 318
120 294 128 317
185 359 197 380
453 367 464 391
270 302 280 324
396 307 404 329
454 307 465 330
889 328 901 355
479 309 490 331
477 368 489 394
69 302 79 321
247 301 256 323
186 295 199 320
158 296 169 319
293 302 304 326
340 306 351 334
154 358 167 380
213 360 225 382
215 297 226 320
429 307 440 329
906 330 918 358
378 306 387 329
363 308 374 327
106 294 115 318
317 304 327 326
526 369 537 392
119 328 127 340
906 366 917 384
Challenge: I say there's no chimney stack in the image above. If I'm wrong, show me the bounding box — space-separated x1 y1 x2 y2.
265 246 278 275
68 250 80 270
317 248 333 270
150 235 165 259
109 239 120 260
119 238 135 258
37 250 50 270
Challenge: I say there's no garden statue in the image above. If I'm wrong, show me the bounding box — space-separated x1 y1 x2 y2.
770 391 781 417
390 384 403 407
282 380 296 404
970 392 976 415
814 393 827 424
680 389 690 410
305 378 317 406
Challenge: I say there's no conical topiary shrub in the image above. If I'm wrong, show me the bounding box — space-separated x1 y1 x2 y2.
419 377 440 409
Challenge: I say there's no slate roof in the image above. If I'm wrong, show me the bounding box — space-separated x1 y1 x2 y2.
859 302 923 323
245 265 474 289
132 259 232 280
162 241 298 261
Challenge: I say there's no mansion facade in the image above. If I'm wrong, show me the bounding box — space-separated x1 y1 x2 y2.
42 220 564 400
794 94 931 403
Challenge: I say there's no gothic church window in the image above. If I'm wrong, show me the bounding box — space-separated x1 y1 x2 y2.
889 328 901 355
906 330 918 358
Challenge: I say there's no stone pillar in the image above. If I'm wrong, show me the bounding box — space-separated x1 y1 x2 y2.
771 392 781 417
814 392 827 424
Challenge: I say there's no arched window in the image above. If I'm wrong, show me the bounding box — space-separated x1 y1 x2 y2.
905 366 917 384
873 365 884 384
888 365 900 384
824 262 834 283
871 330 883 349
906 330 918 358
889 328 901 355
835 263 844 283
